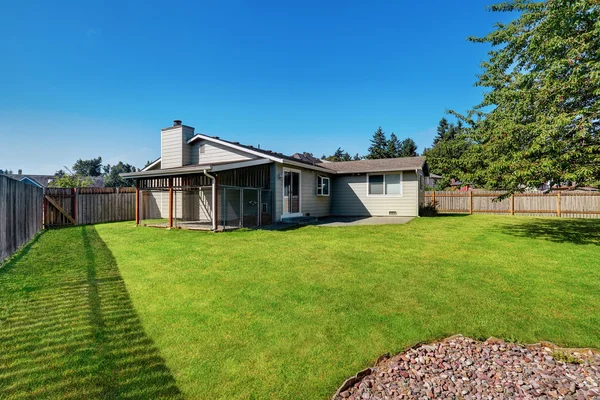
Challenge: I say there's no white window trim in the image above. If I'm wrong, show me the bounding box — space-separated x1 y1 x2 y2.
317 175 330 197
366 172 403 197
282 168 302 217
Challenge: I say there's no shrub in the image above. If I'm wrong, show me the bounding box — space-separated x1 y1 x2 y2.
419 201 438 217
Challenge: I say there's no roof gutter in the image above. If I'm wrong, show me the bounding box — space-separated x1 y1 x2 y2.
202 169 218 231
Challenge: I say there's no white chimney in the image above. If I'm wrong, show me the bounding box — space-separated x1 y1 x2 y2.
161 120 195 168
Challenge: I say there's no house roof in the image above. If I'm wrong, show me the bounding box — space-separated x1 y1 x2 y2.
321 157 428 174
187 134 334 173
128 131 429 179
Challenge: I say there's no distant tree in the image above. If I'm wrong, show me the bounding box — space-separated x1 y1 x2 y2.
367 127 389 159
353 153 361 161
433 118 450 145
49 168 93 188
104 162 137 187
386 133 401 158
422 118 471 185
54 169 66 178
398 138 418 157
72 157 103 177
323 147 352 162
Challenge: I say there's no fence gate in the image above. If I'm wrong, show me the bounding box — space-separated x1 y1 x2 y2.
44 188 77 227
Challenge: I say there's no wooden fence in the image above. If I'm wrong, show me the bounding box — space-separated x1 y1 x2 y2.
424 190 600 218
44 187 137 227
0 175 44 263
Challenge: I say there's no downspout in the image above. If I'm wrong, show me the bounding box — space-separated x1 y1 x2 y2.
203 170 218 231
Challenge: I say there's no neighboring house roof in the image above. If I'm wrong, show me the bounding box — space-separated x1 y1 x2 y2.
321 157 428 174
5 174 105 188
18 176 44 188
429 173 442 179
6 174 55 187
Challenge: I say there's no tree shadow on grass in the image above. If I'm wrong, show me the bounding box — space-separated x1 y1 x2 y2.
499 218 600 246
0 226 183 399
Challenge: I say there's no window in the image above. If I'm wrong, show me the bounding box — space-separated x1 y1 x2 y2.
368 173 402 196
317 176 330 196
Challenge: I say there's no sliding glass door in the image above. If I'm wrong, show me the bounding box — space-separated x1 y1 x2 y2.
283 170 301 216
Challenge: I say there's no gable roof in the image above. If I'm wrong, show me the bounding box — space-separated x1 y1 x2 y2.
322 157 428 174
187 134 334 173
133 132 429 178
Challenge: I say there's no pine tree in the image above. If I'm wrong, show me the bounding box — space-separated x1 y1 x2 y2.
367 127 388 159
398 138 418 157
433 118 449 145
386 133 401 158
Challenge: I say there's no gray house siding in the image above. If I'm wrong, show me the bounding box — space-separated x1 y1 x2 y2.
331 171 419 217
161 126 195 169
273 163 332 221
190 139 256 165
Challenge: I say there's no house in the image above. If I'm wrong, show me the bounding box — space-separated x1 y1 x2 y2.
5 174 105 188
121 120 429 230
424 173 442 188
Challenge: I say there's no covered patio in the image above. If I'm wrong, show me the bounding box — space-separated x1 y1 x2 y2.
127 160 274 231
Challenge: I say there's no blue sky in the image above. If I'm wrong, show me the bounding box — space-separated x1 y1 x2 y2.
0 0 512 174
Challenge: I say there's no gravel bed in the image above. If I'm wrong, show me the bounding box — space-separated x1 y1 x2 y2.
334 335 600 399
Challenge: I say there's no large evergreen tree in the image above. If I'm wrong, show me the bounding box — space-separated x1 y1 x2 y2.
72 157 103 177
104 162 137 187
455 0 600 192
398 138 418 157
433 117 450 146
386 133 401 158
367 127 389 159
323 147 352 162
422 118 472 182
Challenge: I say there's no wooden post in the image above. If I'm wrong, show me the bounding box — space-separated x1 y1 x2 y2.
43 195 48 228
469 190 473 215
214 175 219 230
73 188 77 225
557 191 561 217
168 178 174 229
135 181 140 225
431 190 436 206
510 194 515 215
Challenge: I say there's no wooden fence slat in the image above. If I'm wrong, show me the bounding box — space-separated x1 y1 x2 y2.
424 190 599 218
1 176 43 263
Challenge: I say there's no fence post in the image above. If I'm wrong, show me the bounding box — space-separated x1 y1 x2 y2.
135 184 140 226
510 194 515 215
469 190 473 215
557 191 561 217
73 188 77 225
431 190 436 205
43 195 48 228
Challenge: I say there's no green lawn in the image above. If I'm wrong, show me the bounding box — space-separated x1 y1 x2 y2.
1 215 600 399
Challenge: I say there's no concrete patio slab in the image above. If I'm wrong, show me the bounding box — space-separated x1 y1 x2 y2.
310 216 414 227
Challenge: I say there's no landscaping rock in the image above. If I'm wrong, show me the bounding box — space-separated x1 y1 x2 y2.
333 336 600 399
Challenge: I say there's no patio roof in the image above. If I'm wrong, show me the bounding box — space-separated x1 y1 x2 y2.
120 159 272 179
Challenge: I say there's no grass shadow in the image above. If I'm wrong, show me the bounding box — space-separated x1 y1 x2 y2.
500 218 600 246
0 225 183 399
